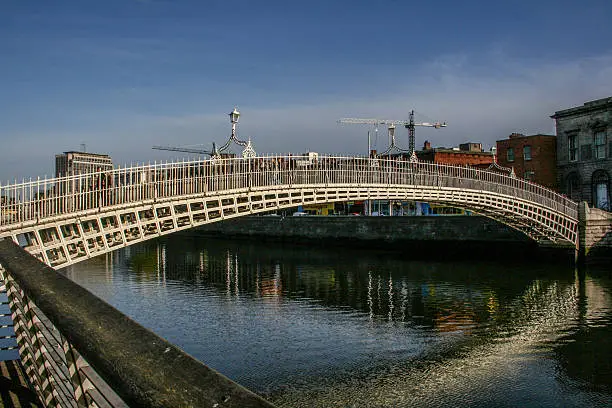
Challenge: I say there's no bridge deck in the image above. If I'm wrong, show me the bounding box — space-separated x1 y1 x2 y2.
0 155 579 269
0 360 40 408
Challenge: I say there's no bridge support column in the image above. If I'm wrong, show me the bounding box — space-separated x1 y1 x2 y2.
577 201 612 264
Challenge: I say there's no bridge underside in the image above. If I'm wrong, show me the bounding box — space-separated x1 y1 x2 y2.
0 183 579 269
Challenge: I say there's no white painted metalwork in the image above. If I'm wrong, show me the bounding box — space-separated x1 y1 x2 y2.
0 155 579 269
242 140 256 158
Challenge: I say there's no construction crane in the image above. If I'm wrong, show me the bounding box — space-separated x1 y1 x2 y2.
338 110 447 155
152 143 219 157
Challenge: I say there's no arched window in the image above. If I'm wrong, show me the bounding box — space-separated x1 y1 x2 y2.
565 172 581 202
592 170 610 210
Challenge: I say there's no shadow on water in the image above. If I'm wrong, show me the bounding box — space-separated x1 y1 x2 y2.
191 225 577 265
553 266 612 394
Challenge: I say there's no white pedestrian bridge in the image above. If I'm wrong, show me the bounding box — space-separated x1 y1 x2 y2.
0 155 578 269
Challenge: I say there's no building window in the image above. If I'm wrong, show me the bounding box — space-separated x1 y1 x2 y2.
507 148 514 162
524 171 535 181
523 145 532 161
594 130 606 159
592 170 610 211
568 134 577 161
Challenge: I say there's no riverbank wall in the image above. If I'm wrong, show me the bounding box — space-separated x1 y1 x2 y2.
578 202 612 264
193 215 575 262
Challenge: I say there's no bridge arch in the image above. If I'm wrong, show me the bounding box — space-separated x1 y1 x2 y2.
0 155 578 269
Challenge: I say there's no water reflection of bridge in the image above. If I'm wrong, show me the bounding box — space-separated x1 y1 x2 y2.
142 236 611 404
110 236 583 333
57 236 612 407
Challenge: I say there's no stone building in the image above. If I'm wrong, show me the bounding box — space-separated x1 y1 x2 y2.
552 97 611 210
495 133 557 189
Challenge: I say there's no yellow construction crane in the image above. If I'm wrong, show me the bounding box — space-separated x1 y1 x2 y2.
338 110 447 155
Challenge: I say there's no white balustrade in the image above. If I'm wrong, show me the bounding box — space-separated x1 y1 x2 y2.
0 155 579 269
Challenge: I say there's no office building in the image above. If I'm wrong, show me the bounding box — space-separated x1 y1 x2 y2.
55 151 114 177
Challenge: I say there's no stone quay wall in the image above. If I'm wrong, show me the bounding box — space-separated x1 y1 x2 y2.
197 215 528 244
193 215 562 261
579 202 612 261
196 211 611 263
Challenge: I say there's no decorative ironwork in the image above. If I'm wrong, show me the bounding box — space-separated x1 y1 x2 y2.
217 107 257 158
487 158 516 178
0 155 579 269
241 140 256 159
378 124 411 157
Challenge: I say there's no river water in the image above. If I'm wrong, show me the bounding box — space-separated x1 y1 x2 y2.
62 234 611 408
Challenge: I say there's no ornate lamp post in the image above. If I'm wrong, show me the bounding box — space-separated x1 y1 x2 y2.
229 107 240 140
227 107 255 158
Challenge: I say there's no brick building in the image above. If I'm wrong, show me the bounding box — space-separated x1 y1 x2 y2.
495 133 557 189
551 97 611 210
416 141 494 168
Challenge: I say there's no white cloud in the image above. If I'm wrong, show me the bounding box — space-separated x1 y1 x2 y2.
106 51 611 167
2 51 611 180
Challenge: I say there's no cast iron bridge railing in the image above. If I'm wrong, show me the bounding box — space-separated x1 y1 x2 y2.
0 155 578 269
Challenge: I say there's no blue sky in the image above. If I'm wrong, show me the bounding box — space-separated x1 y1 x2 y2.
1 0 611 180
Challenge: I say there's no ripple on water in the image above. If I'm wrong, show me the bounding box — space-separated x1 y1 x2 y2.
61 239 612 408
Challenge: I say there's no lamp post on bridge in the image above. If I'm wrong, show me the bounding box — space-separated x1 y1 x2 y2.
227 107 255 158
229 107 240 140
